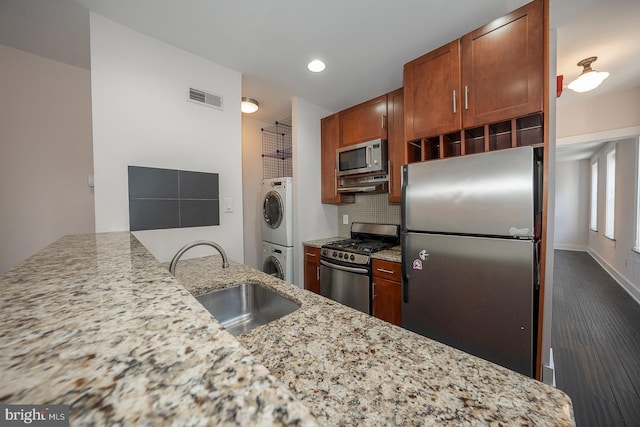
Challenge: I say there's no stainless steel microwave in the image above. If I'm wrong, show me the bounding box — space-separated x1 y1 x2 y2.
336 139 387 177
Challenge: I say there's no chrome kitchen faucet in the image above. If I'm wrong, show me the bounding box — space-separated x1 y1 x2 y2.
169 240 229 276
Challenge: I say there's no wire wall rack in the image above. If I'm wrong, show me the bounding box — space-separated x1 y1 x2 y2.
262 121 292 179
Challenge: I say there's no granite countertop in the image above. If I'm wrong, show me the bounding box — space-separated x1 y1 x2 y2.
0 233 318 426
372 245 401 263
1 232 574 426
176 257 574 426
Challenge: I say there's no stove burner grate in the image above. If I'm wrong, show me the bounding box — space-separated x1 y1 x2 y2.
323 238 393 254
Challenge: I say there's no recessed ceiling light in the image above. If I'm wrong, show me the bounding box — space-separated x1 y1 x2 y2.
307 59 326 73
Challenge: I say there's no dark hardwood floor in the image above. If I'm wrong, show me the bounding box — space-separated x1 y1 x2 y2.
552 250 640 427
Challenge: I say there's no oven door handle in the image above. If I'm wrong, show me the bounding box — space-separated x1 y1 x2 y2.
320 259 369 275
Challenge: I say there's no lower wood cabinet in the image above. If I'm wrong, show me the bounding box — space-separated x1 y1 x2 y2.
372 259 402 326
303 246 321 294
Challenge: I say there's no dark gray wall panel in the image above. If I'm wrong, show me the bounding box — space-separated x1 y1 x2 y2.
180 200 220 228
129 199 180 231
128 166 178 198
179 171 219 199
128 166 219 231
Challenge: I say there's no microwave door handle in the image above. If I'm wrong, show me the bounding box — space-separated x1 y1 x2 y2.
366 146 372 167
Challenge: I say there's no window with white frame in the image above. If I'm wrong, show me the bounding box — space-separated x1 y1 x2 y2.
590 160 598 231
605 146 616 239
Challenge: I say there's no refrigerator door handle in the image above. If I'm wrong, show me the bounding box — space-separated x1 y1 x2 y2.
401 248 410 303
534 240 541 290
402 280 409 303
401 231 409 304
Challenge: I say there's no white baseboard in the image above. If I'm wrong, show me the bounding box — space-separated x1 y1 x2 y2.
587 249 640 306
542 347 556 387
554 244 587 252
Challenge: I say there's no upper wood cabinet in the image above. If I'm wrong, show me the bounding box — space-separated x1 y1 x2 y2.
321 93 394 204
340 95 388 146
403 0 543 140
404 40 462 141
320 113 341 204
461 0 543 127
387 88 404 204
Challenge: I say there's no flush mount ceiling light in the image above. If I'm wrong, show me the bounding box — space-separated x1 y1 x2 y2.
241 97 259 114
307 59 326 73
567 57 609 93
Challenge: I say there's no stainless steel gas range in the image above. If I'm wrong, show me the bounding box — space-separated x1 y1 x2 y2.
320 223 399 314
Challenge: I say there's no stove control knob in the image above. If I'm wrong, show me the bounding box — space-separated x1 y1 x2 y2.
350 254 355 261
332 251 337 257
338 253 343 258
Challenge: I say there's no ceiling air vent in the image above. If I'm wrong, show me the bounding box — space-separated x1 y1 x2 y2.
188 87 223 110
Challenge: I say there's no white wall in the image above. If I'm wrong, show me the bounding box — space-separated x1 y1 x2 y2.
588 138 640 303
292 97 338 286
554 159 590 250
242 116 269 269
540 27 557 385
90 14 244 263
0 44 95 274
557 87 640 139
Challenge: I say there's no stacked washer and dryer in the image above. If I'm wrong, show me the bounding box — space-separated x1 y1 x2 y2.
261 177 294 283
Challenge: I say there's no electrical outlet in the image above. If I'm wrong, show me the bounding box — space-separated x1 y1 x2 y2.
343 214 349 225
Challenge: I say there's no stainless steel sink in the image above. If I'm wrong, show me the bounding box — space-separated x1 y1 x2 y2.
196 283 300 336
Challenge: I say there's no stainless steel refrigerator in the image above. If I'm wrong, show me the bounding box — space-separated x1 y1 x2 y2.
401 146 541 377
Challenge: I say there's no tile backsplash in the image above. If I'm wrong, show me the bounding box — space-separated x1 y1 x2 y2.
338 192 401 236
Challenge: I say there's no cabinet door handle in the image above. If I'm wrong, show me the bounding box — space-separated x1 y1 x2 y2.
381 113 385 129
376 268 395 274
464 85 469 110
305 252 317 257
372 282 376 299
452 89 457 113
316 266 320 281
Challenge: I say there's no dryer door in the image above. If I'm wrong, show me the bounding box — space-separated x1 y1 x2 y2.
263 255 284 279
263 191 284 229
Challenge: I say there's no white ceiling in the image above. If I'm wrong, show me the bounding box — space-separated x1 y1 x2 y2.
1 0 639 158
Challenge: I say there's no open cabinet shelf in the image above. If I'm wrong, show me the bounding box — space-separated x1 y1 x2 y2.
405 112 543 163
442 132 462 158
464 127 485 155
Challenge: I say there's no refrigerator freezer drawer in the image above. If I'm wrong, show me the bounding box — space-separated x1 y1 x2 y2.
403 146 536 238
402 232 535 376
